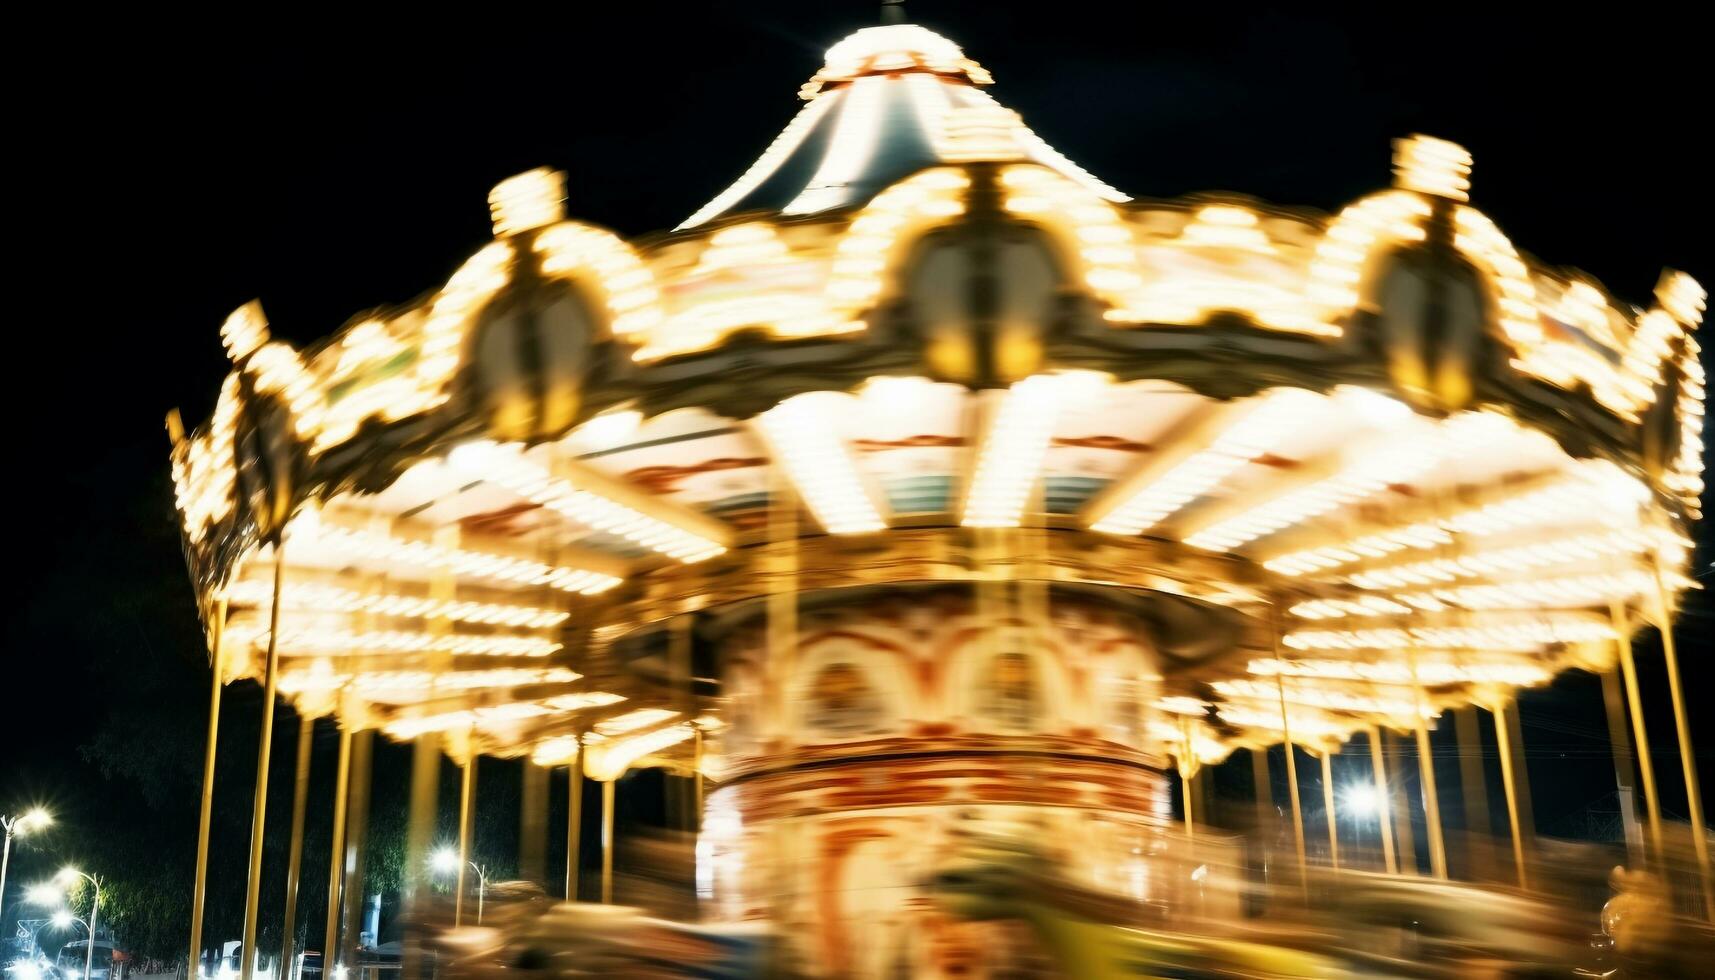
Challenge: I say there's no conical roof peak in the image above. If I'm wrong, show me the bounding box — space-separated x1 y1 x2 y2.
676 21 1124 230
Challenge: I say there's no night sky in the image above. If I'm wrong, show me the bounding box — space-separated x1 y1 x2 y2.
4 0 1709 953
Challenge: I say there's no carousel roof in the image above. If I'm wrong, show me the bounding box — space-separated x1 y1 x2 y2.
675 22 1125 230
166 15 1705 773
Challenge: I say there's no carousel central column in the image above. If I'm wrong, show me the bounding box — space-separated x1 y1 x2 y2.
700 585 1170 978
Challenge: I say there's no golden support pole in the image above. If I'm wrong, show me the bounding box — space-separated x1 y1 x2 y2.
1320 750 1340 871
600 779 616 904
1453 707 1495 881
1387 730 1418 874
1182 770 1197 842
692 727 705 832
339 730 373 972
1611 600 1664 860
1407 656 1448 880
322 726 351 973
520 759 548 883
1599 668 1645 865
455 751 474 926
1368 727 1398 875
1492 699 1530 890
1274 671 1308 891
240 544 286 980
1252 746 1273 832
402 732 439 980
188 598 227 979
566 747 584 901
281 713 314 976
1651 562 1715 918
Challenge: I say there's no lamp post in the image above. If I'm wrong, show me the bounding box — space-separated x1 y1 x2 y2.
58 868 103 980
26 871 100 980
431 849 489 925
1 808 53 928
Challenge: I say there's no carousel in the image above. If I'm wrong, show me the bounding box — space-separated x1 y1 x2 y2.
168 14 1707 979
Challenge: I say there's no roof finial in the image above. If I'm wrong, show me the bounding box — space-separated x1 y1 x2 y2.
881 0 906 26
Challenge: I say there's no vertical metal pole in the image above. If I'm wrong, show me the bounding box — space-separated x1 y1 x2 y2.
1180 767 1197 843
1407 656 1448 880
1388 729 1418 875
520 759 548 883
1502 695 1538 870
240 545 286 980
601 780 616 904
1612 601 1664 860
188 598 227 978
1321 750 1340 870
322 726 351 972
455 752 474 926
1413 717 1448 879
1274 672 1308 890
692 727 705 832
1368 727 1397 875
1252 746 1273 832
1599 668 1645 865
566 748 583 901
1492 700 1530 889
339 730 373 972
281 712 314 978
1454 706 1495 881
402 733 439 978
1651 562 1714 918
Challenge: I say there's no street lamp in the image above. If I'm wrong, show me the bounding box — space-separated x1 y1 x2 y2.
1341 783 1380 817
0 807 53 929
30 868 102 980
429 848 489 925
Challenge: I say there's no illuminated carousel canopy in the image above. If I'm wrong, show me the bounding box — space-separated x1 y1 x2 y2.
169 17 1703 776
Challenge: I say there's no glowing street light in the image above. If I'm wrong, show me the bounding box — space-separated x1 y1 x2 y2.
39 867 103 980
429 847 489 925
1 807 53 929
1341 783 1381 818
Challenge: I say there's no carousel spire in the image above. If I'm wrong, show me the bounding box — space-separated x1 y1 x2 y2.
675 14 1124 229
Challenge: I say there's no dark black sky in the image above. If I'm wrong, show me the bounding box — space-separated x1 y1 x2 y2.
3 0 1710 944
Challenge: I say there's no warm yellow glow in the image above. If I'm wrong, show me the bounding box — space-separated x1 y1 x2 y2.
220 301 270 363
583 722 694 781
784 75 890 215
1283 613 1615 652
384 692 624 740
230 623 562 658
488 167 566 237
407 241 514 413
533 223 663 342
963 372 1106 528
285 508 625 594
448 441 729 562
1452 206 1541 350
1307 191 1430 312
1393 135 1472 201
532 735 581 766
938 105 1026 162
1089 388 1319 535
1217 705 1346 739
224 578 568 628
1264 461 1650 575
172 373 241 543
1248 657 1551 687
1183 395 1467 552
1213 678 1429 719
827 168 969 323
1345 525 1687 590
278 666 580 697
756 392 887 534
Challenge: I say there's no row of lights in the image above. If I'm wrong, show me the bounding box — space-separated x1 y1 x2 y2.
1247 656 1551 687
223 579 568 629
228 624 562 658
286 509 623 595
1283 613 1614 652
1343 525 1683 590
962 372 1106 528
757 392 887 534
382 691 624 741
446 441 728 563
